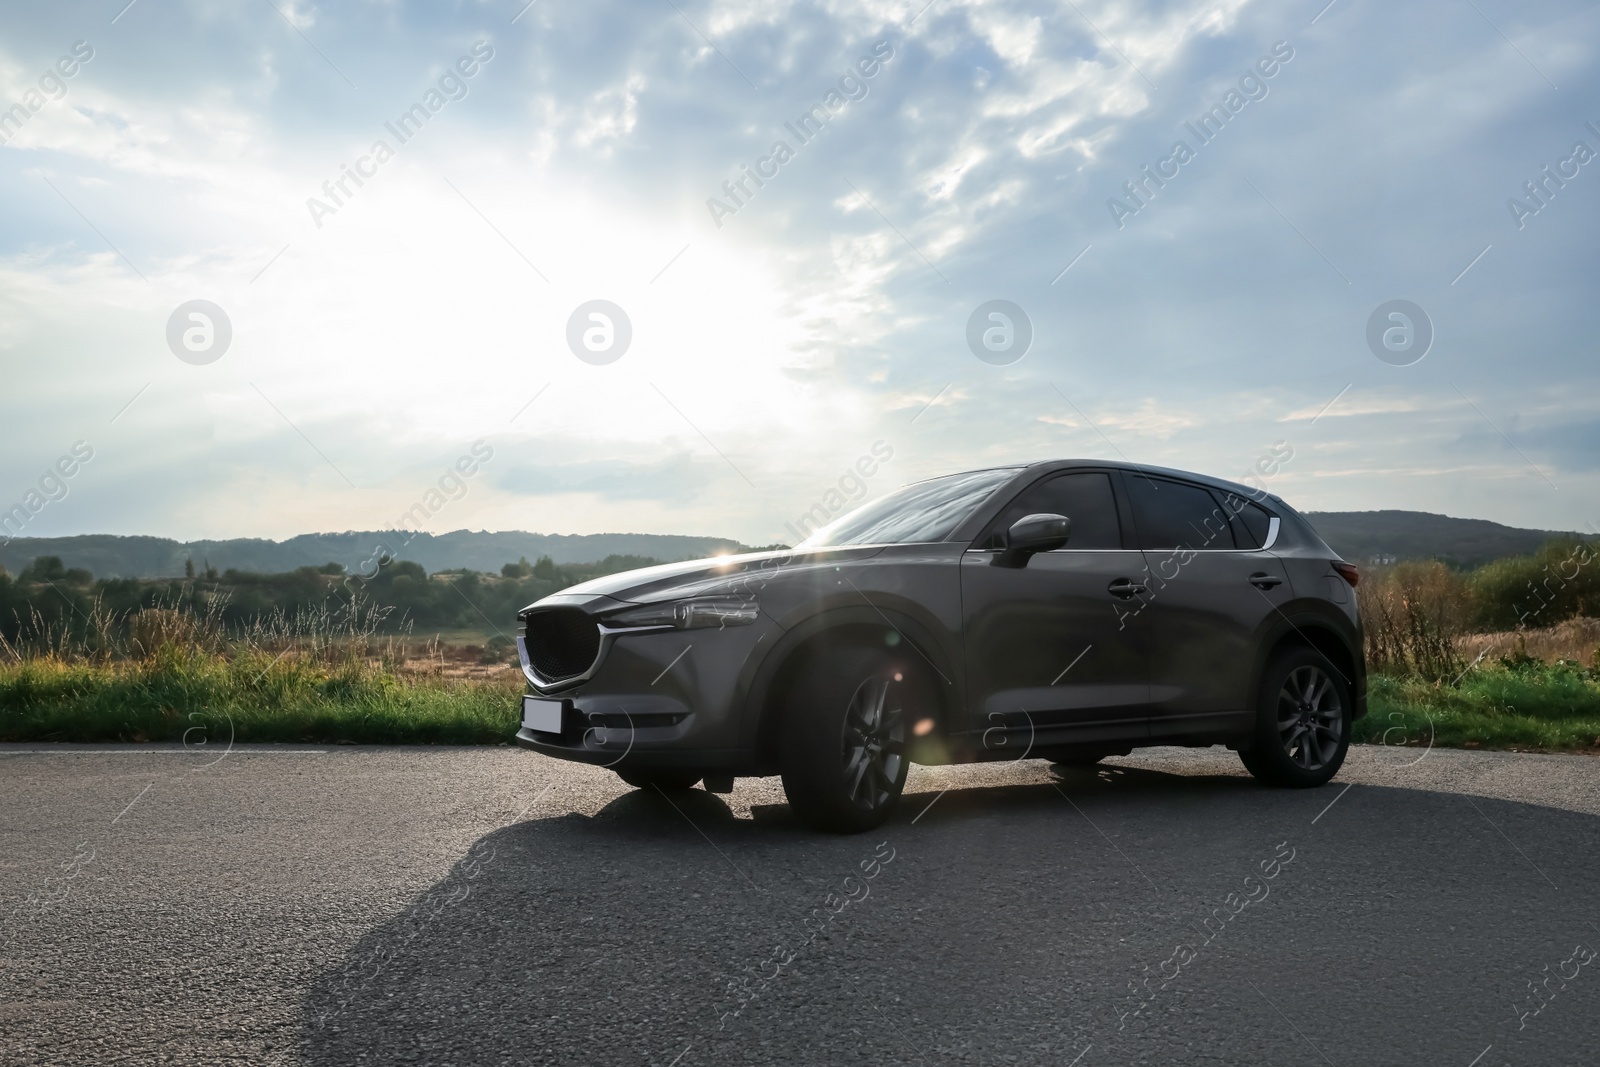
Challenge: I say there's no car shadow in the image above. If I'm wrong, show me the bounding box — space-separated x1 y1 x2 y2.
298 763 1600 1067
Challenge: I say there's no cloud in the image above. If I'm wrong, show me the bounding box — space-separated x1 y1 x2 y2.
492 451 718 502
1280 393 1422 422
0 0 1597 544
1092 399 1202 438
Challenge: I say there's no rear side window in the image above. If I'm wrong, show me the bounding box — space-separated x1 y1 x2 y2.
982 471 1121 550
1268 500 1333 553
1125 476 1236 550
1216 490 1274 549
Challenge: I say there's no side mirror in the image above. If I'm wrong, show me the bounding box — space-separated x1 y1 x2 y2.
995 513 1071 568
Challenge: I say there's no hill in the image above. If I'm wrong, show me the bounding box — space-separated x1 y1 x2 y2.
0 531 745 580
0 510 1590 579
1303 510 1591 568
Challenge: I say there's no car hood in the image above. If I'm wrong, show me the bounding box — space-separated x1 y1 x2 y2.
517 545 886 610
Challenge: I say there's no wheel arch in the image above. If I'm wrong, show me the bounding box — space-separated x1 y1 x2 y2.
1253 610 1366 720
740 606 961 770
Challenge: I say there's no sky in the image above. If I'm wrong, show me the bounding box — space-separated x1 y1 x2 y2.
1 0 1597 548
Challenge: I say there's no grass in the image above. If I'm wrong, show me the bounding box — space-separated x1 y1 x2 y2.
0 647 521 745
4 646 1599 752
1353 663 1600 753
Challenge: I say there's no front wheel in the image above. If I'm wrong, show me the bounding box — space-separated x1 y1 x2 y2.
615 768 703 791
780 646 911 833
1238 646 1352 788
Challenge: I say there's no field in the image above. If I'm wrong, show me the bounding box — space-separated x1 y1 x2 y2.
0 645 523 746
3 622 1599 751
3 542 1599 751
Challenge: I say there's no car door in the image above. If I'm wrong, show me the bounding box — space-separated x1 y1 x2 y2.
960 470 1151 750
1118 473 1293 740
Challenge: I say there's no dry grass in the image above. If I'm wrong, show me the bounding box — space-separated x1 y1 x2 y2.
0 592 526 743
1356 561 1471 680
1456 617 1600 668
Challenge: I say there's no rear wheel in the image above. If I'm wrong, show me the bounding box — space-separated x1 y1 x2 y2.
1239 646 1351 788
615 768 703 791
780 646 910 833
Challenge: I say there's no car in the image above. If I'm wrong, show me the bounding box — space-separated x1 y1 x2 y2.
512 460 1366 832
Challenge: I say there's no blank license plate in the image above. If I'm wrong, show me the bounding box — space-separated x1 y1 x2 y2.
521 696 564 734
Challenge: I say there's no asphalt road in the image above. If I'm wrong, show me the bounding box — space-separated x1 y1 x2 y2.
2 741 1598 1067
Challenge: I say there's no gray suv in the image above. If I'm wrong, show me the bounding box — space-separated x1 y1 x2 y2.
513 461 1366 832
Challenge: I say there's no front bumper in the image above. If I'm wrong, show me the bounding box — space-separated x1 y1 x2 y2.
512 612 780 772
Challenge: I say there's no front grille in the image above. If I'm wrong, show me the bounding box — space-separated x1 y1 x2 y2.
521 608 601 684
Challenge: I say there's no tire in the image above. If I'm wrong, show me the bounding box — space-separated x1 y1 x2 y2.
615 768 703 791
1238 646 1352 788
780 645 911 833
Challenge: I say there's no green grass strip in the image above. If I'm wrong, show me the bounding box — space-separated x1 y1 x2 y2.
1353 665 1600 752
5 653 1599 751
0 651 520 745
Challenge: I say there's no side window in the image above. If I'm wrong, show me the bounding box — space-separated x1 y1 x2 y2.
982 472 1121 550
1269 504 1323 551
1216 490 1274 549
1125 476 1236 550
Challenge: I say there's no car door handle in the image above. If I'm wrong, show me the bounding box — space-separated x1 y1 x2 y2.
1107 578 1146 599
1249 573 1284 589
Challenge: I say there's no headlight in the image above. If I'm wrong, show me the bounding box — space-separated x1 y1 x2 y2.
607 597 760 629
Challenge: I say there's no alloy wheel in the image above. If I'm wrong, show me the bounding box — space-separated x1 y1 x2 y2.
1276 664 1343 771
840 676 906 811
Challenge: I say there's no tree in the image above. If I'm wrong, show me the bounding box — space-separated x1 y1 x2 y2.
19 556 68 583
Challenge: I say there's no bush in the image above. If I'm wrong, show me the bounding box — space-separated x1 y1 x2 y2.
480 634 516 665
1469 539 1600 631
1357 561 1470 681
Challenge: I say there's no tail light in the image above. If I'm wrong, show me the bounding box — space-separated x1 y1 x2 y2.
1332 561 1360 587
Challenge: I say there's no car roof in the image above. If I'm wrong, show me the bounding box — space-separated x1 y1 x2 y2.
902 459 1282 510
935 459 1292 546
1013 458 1273 503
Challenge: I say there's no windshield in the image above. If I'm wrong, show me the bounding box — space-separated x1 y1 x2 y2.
797 468 1019 548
